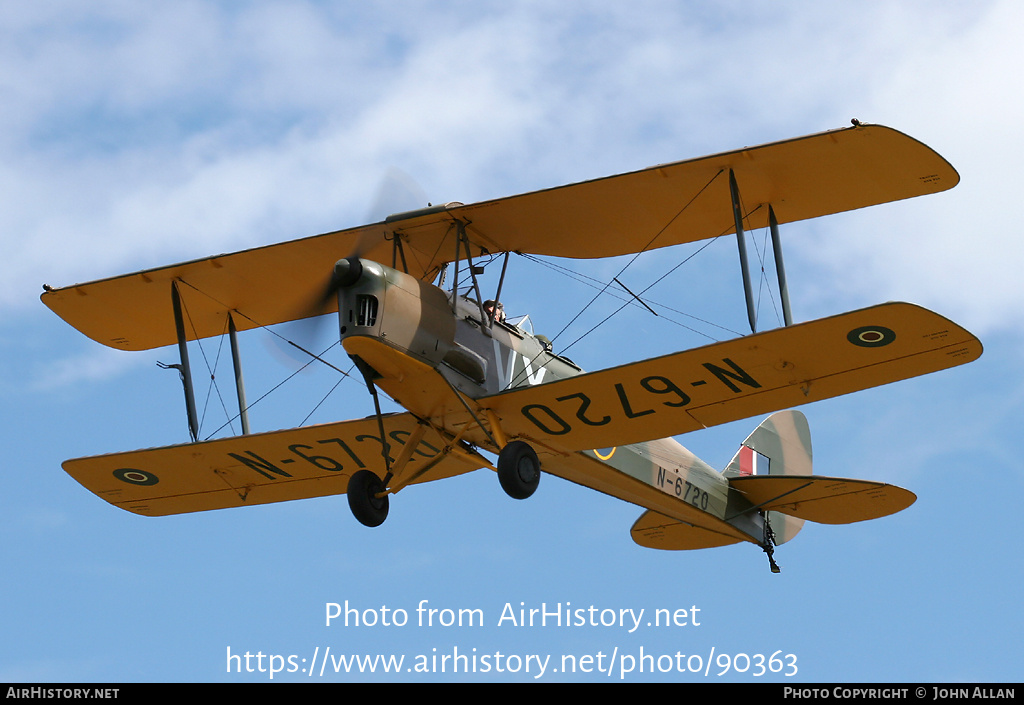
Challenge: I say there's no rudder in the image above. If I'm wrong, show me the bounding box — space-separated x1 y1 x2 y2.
724 409 812 479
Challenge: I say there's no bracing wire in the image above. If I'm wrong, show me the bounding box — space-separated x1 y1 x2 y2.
504 171 737 389
201 339 343 440
544 169 726 350
557 236 728 357
172 278 370 439
177 292 235 437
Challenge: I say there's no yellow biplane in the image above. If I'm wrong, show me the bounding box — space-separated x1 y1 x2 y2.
42 122 981 571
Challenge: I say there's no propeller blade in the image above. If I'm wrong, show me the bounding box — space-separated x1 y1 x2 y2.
353 167 429 260
367 167 429 222
277 167 429 366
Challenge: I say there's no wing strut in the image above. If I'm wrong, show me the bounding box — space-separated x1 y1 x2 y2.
729 170 758 333
170 281 200 442
455 220 492 327
163 285 252 441
227 312 251 435
730 172 795 332
488 252 510 328
769 205 794 327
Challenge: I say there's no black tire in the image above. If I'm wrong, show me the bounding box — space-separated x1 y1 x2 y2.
347 470 389 527
497 441 541 500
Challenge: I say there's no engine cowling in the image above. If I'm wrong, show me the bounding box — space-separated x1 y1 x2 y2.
335 259 455 367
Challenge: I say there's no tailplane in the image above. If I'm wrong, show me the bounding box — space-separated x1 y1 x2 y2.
726 409 915 525
629 410 812 558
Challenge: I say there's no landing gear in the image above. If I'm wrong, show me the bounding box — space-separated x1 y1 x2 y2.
347 469 389 527
497 441 541 499
347 355 392 528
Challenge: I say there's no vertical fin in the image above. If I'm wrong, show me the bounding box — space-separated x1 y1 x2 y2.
724 410 812 546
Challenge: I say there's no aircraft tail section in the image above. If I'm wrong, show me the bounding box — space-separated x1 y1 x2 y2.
632 410 915 557
723 410 811 545
727 409 915 527
631 411 811 551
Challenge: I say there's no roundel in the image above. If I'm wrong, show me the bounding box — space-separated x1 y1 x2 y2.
113 468 159 486
847 325 896 348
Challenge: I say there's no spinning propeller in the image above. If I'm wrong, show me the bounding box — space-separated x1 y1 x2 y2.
279 169 432 525
296 167 428 324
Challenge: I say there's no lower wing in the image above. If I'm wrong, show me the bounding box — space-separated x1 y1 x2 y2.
484 302 980 451
64 413 482 516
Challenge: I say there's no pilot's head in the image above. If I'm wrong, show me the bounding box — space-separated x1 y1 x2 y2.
484 299 505 322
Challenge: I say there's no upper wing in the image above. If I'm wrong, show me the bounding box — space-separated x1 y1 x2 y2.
41 124 956 351
451 122 957 259
64 413 482 516
482 302 980 452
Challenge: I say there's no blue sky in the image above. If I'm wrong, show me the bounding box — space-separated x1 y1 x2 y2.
2 1 1022 683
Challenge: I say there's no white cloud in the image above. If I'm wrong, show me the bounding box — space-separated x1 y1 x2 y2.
30 345 154 391
771 1 1023 338
5 1 1017 350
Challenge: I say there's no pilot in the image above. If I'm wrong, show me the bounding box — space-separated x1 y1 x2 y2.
484 299 505 323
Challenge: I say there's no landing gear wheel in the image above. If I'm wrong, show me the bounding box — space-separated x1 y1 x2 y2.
497 441 541 500
347 470 389 527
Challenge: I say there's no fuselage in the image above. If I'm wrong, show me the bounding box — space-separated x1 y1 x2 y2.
334 258 766 545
